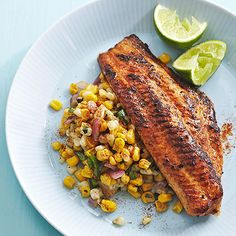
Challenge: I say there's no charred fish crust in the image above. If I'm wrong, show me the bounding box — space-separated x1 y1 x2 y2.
127 73 140 80
116 54 131 62
104 64 116 79
98 34 223 216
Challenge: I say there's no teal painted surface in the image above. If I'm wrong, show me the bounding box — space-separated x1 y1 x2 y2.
0 0 235 235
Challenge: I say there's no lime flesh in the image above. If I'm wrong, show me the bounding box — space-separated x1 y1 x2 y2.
173 40 227 86
154 4 207 49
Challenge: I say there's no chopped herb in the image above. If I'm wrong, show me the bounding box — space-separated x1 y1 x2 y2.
90 178 98 188
87 158 94 168
129 171 137 180
88 156 100 179
68 107 75 113
76 151 86 161
116 109 129 125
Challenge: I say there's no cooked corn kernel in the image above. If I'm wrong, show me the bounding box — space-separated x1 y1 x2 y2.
128 184 138 193
74 169 86 182
138 159 151 170
100 173 116 186
69 83 78 94
132 146 140 161
67 165 77 174
158 193 173 203
121 148 130 162
61 150 70 160
50 99 62 111
51 141 61 151
158 52 171 64
90 188 102 200
86 84 98 94
101 82 110 90
85 148 95 157
96 148 112 161
81 109 90 120
114 153 122 163
155 200 168 213
103 100 113 110
109 156 117 166
63 176 76 189
113 137 125 151
172 200 183 214
126 129 135 144
100 120 108 132
142 216 152 225
66 155 79 167
65 147 74 157
130 175 143 186
117 163 125 170
81 166 93 178
154 172 165 182
128 190 141 199
100 199 117 213
141 192 155 204
121 174 130 184
112 216 126 226
79 182 90 198
59 156 65 164
141 183 153 192
84 93 98 102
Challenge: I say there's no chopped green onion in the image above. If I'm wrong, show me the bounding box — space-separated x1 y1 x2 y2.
116 109 129 125
88 156 100 179
129 171 137 180
68 107 75 113
76 151 86 161
87 158 94 168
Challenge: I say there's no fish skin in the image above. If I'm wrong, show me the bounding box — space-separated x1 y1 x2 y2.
98 34 223 216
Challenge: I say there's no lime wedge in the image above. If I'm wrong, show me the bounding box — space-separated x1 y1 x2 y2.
173 40 227 86
154 4 207 48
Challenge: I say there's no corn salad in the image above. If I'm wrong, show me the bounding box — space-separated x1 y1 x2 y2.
51 72 182 215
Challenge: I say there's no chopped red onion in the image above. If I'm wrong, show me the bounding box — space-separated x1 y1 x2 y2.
104 162 117 171
108 170 125 179
70 93 80 108
64 115 76 125
88 198 98 208
92 118 101 142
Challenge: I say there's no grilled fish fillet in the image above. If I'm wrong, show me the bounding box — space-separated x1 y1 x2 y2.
98 34 223 216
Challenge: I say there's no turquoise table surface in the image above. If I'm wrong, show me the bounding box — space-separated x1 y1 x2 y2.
0 0 235 235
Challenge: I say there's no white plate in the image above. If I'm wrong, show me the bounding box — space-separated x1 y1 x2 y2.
6 0 236 235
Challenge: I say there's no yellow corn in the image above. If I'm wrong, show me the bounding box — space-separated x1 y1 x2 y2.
79 183 90 198
155 200 168 213
132 146 140 161
141 192 155 204
103 100 113 110
117 163 125 170
158 52 171 64
86 84 98 94
51 141 61 151
121 174 130 184
65 147 74 157
49 99 62 111
172 200 183 214
154 172 165 182
130 175 143 186
116 132 126 141
121 148 130 162
81 166 93 178
128 190 141 199
69 83 78 94
128 184 138 192
138 159 151 170
101 82 110 89
100 120 108 132
124 157 133 168
113 137 125 152
96 148 112 161
74 169 86 182
61 151 70 160
126 129 135 144
84 93 98 102
158 193 173 203
100 173 116 186
109 156 117 166
114 153 122 163
63 176 76 189
141 183 153 192
86 137 96 149
66 156 79 167
100 199 117 213
81 108 90 120
85 148 96 157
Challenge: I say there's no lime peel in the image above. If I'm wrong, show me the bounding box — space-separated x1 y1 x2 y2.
154 4 207 48
173 40 227 86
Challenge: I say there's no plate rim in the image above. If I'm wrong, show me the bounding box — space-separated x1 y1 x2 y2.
5 0 236 235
